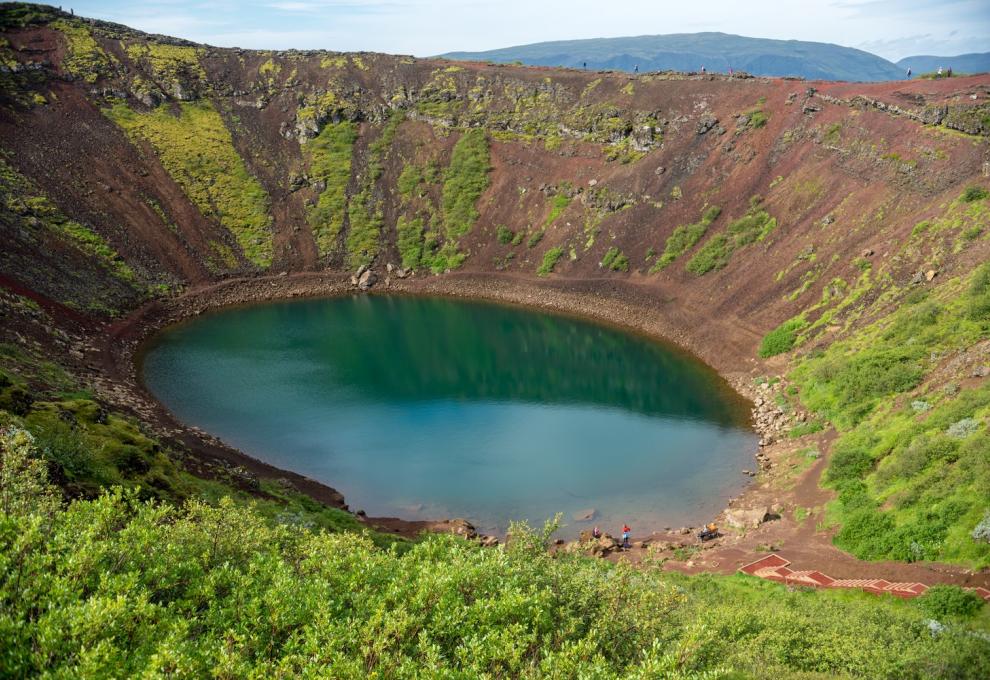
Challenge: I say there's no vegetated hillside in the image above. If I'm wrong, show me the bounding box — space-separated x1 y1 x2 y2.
441 32 906 81
1 3 990 674
898 52 990 76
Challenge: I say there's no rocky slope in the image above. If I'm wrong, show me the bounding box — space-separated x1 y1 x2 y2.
2 4 990 570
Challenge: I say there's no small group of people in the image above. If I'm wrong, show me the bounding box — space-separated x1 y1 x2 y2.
591 523 632 549
935 66 953 78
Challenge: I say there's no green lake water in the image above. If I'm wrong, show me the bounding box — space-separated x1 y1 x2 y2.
141 295 756 537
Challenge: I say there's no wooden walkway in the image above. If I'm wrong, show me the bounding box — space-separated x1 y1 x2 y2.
738 554 990 601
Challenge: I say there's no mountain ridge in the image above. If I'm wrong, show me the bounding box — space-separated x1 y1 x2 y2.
897 52 990 75
441 31 989 81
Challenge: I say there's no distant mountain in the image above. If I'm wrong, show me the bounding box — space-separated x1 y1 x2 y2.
897 53 990 75
440 32 906 82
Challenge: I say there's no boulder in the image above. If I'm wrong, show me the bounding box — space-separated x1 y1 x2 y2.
592 534 620 556
696 115 719 135
725 507 772 530
441 518 477 539
358 270 377 290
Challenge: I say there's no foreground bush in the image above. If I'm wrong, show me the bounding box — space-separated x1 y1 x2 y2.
1 427 987 678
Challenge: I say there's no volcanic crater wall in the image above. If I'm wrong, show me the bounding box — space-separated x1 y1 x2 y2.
3 4 990 570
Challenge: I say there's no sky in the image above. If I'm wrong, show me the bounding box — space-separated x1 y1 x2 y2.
64 0 990 61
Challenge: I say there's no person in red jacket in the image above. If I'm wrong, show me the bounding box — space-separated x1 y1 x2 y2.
621 524 631 549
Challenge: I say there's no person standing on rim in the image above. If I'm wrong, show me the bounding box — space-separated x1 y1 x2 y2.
621 524 631 549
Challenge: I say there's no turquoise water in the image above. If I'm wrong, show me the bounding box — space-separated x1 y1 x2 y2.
141 295 756 537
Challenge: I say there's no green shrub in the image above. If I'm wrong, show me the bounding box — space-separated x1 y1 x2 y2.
961 185 988 203
825 348 925 412
600 247 629 272
748 110 768 129
916 585 985 619
681 200 775 276
537 246 565 276
2 428 988 678
496 225 514 244
967 263 990 321
651 206 721 272
527 229 544 248
758 316 807 358
686 234 730 275
834 509 895 560
825 443 874 484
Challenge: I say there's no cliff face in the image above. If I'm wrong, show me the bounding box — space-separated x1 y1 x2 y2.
2 5 990 567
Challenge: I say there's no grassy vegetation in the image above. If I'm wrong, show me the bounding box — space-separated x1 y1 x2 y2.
397 163 423 199
687 197 777 275
0 154 139 303
543 192 570 229
651 205 721 272
759 316 807 358
437 129 490 254
106 100 273 267
527 229 545 248
124 42 205 93
536 246 565 277
739 98 769 130
338 111 404 269
51 19 115 83
396 215 424 270
442 131 491 237
787 264 990 567
600 246 630 272
345 185 383 269
2 428 987 678
962 185 989 203
0 366 392 549
496 225 514 245
305 122 357 256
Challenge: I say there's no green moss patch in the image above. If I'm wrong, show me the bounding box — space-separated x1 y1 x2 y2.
106 100 273 267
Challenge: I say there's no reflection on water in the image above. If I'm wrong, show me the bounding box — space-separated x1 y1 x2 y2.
142 295 756 536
